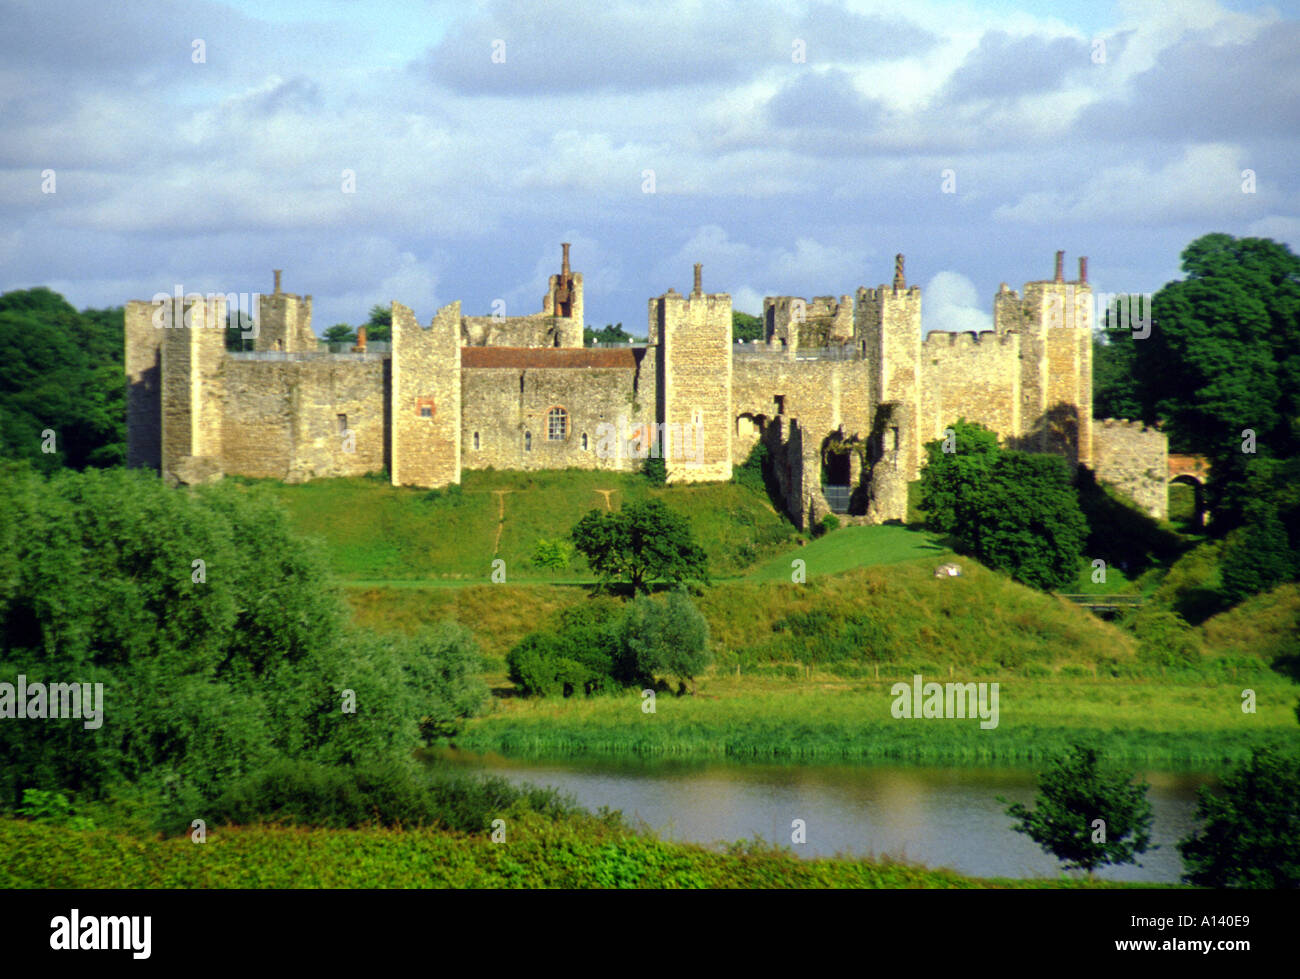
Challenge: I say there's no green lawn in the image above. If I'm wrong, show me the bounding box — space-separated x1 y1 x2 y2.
745 524 950 581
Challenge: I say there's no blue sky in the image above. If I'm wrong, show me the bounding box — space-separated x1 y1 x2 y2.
2 0 1297 337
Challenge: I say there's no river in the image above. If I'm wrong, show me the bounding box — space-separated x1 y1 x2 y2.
435 752 1216 884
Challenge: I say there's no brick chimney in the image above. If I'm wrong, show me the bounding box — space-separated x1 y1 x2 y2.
561 242 570 278
273 269 282 294
1054 251 1064 283
1078 256 1088 284
693 263 702 296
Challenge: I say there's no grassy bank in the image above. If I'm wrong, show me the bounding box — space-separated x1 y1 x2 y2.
0 817 1142 888
261 469 796 581
454 673 1295 769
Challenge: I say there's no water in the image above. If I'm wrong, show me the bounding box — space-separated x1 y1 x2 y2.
434 751 1217 883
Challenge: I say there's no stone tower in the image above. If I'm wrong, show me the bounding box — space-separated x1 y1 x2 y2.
256 270 317 353
391 300 462 488
542 243 584 347
1003 251 1093 465
855 254 923 519
648 264 733 482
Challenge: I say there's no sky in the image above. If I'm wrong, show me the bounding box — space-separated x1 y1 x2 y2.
1 0 1298 337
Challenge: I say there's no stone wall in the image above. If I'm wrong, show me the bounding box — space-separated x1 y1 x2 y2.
125 300 162 471
653 286 733 483
460 347 655 472
1092 418 1168 520
160 296 225 484
392 301 461 488
920 330 1021 444
221 357 387 480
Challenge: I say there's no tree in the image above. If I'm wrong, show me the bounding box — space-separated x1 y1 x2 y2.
619 589 711 693
322 323 356 345
920 421 1087 590
1219 499 1296 604
571 499 708 593
0 289 125 472
1118 235 1300 527
732 311 763 343
363 304 391 343
1003 744 1155 876
1178 745 1300 888
584 322 635 345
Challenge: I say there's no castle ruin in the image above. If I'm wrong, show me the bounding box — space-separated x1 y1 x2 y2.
125 245 1169 526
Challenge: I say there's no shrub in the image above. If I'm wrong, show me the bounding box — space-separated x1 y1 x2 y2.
819 514 841 535
619 589 711 692
531 537 574 570
642 456 667 485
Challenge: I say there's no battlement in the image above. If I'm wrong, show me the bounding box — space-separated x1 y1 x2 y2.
921 329 1017 348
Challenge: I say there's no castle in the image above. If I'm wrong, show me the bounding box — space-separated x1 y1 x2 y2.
124 245 1169 527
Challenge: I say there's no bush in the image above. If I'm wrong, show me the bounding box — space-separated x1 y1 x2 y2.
203 759 579 834
819 514 841 535
531 537 574 570
1124 608 1204 669
642 456 668 485
506 601 627 697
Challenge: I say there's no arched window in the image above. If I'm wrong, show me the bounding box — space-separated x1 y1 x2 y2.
547 406 568 441
473 432 480 450
524 431 532 451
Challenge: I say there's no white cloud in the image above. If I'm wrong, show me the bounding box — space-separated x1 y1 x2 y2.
923 270 992 334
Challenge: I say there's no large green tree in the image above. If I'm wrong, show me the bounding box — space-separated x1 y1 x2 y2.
0 288 124 471
921 420 1087 590
0 465 486 822
1119 235 1300 525
571 499 708 593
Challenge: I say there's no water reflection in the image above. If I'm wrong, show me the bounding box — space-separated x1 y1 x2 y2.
429 750 1216 883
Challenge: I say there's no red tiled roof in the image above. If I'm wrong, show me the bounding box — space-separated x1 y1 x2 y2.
460 346 641 369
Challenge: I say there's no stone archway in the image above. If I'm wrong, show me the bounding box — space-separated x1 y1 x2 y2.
1168 454 1211 529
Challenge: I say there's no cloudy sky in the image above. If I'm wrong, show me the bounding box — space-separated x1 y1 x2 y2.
2 0 1297 336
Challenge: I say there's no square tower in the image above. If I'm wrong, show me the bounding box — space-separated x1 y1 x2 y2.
649 264 733 482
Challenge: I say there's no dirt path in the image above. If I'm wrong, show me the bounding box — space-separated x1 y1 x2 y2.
595 489 614 510
492 489 511 553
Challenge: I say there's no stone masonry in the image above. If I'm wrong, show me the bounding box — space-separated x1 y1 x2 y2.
125 245 1168 525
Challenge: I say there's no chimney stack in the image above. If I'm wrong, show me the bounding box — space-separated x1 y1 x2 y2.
1054 251 1064 283
1079 256 1088 284
561 242 570 278
693 263 703 296
273 269 282 294
893 254 906 291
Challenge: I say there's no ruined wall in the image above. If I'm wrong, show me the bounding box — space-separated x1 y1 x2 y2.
920 330 1021 444
732 356 876 525
461 314 580 349
763 295 854 350
1092 418 1168 520
653 282 733 483
160 296 226 484
255 273 316 353
392 302 461 488
221 358 387 481
460 347 655 472
856 280 923 504
125 300 162 470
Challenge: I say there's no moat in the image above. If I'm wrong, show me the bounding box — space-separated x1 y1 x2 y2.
435 752 1215 884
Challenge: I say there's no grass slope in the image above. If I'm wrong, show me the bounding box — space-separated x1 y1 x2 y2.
262 470 796 582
